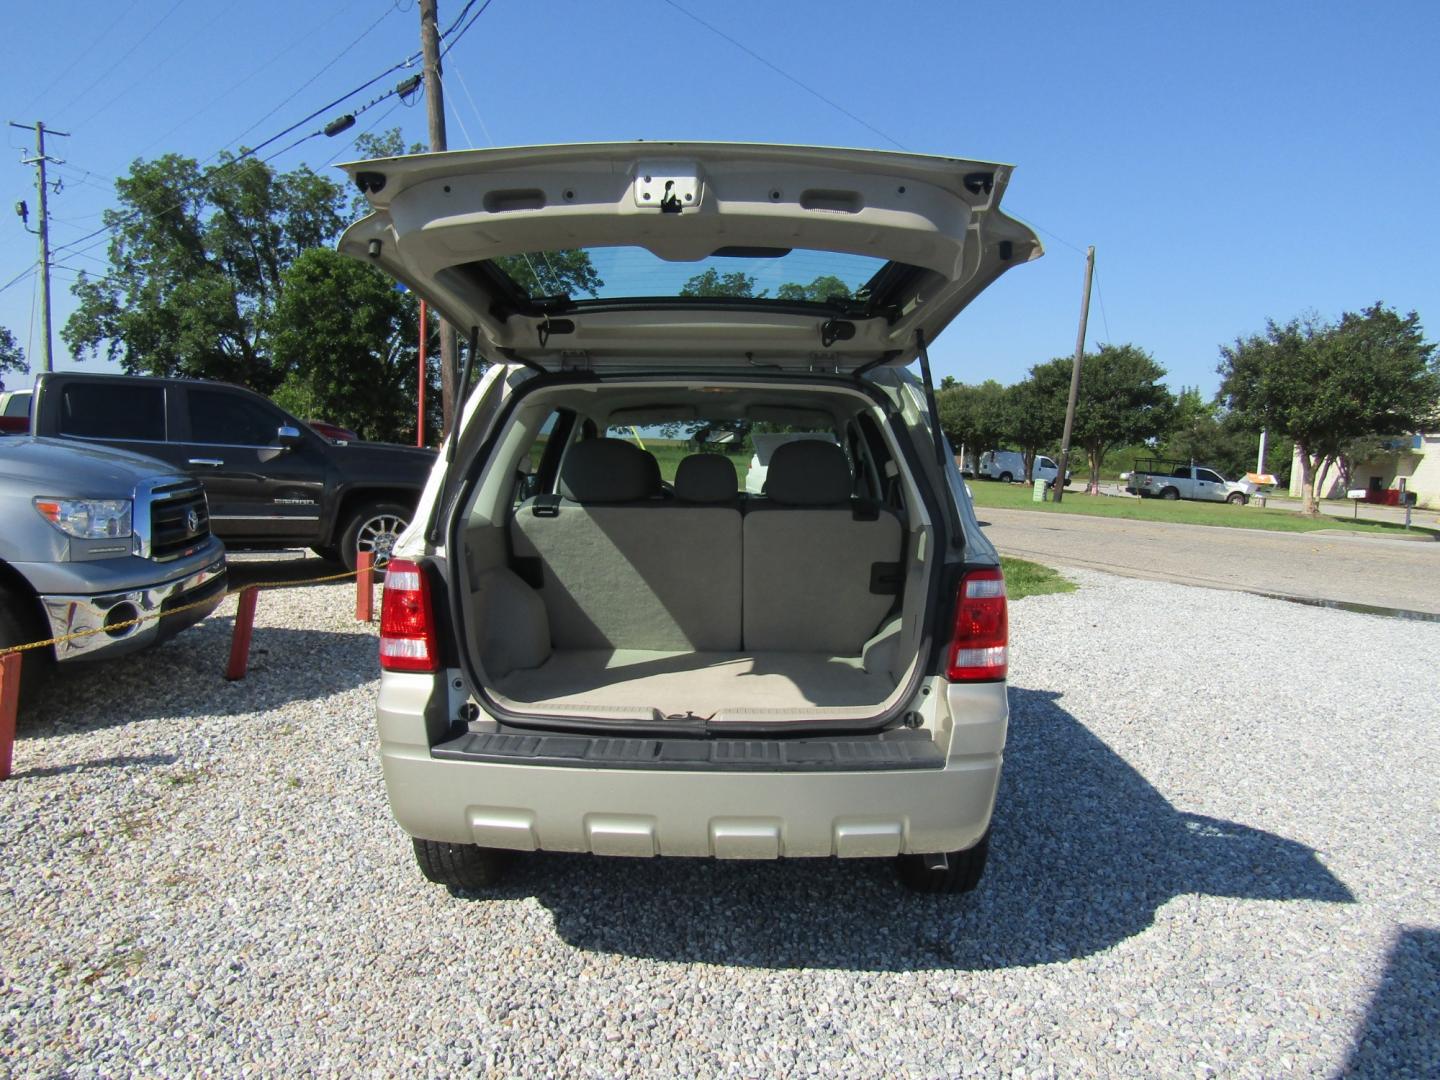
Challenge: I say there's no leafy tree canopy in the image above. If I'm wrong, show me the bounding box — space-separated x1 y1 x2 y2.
936 379 1007 463
62 151 347 392
0 327 26 392
1069 343 1173 490
775 274 853 303
679 268 763 298
267 248 432 442
1218 303 1439 511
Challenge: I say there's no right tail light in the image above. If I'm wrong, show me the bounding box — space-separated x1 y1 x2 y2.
945 567 1008 682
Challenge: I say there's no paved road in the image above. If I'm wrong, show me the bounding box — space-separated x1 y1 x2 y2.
982 507 1440 615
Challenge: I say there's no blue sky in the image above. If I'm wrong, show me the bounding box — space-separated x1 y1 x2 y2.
3 0 1437 396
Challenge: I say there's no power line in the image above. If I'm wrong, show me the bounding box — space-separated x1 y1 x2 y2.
14 0 143 119
49 0 187 122
659 0 907 151
43 0 496 264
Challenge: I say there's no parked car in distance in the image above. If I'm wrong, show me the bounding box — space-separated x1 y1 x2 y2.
0 388 31 435
28 373 435 570
308 419 360 443
1126 458 1253 504
0 436 227 706
978 449 1070 486
345 140 1041 895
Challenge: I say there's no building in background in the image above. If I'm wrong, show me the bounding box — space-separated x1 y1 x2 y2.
1291 433 1440 508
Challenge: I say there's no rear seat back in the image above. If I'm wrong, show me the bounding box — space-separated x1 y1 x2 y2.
511 439 742 651
742 440 902 654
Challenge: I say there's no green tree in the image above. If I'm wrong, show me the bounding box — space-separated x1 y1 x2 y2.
1218 303 1439 513
936 379 1007 467
679 268 763 298
267 249 432 443
493 249 604 299
0 327 25 391
775 274 852 303
1002 359 1070 477
63 152 347 391
1069 344 1174 492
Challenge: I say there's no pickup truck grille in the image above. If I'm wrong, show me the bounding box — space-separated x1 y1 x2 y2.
149 481 210 561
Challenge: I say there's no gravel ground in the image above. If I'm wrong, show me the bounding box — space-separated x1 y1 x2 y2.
2 559 1437 1077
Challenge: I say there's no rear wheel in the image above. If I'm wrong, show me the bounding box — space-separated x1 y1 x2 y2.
1226 492 1247 505
411 838 508 892
339 500 411 573
0 586 53 712
1160 487 1180 501
897 831 990 894
998 471 1013 484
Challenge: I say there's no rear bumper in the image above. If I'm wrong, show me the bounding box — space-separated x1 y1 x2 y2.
377 672 1007 858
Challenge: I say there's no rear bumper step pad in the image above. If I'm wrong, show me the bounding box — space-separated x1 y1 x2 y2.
431 728 944 772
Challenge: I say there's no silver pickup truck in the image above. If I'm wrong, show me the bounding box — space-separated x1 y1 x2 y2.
0 437 227 705
1126 459 1254 505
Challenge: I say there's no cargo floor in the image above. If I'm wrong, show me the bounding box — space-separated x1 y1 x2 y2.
492 649 897 719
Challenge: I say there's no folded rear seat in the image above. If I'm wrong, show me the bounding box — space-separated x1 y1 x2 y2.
510 439 742 651
742 440 902 654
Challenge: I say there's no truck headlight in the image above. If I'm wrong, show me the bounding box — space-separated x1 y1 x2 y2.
33 497 134 539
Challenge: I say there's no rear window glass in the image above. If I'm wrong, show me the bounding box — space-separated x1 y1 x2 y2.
468 245 920 315
3 392 30 418
604 419 839 486
59 383 165 441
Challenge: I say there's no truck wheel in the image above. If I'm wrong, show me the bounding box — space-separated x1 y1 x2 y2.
340 501 411 573
998 471 1013 484
1161 487 1180 500
897 831 990 894
412 838 508 892
1226 492 1247 505
0 587 53 712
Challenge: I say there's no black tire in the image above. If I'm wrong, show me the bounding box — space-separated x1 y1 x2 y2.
0 586 54 712
1226 492 1247 506
998 471 1013 484
411 838 508 891
897 831 990 894
339 500 412 573
1160 487 1180 501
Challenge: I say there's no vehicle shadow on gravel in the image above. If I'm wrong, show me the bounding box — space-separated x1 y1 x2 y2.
19 615 378 736
482 687 1354 971
1342 927 1440 1078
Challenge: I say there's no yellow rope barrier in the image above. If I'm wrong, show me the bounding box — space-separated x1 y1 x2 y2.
0 565 368 657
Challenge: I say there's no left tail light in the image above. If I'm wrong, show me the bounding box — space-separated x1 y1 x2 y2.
379 559 438 672
945 566 1008 682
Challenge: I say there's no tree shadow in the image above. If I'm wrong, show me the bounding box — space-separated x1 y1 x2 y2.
10 752 179 780
1342 927 1440 1078
461 686 1353 971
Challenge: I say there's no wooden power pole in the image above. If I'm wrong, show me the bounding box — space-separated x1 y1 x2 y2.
419 0 460 434
1051 245 1095 505
10 120 69 373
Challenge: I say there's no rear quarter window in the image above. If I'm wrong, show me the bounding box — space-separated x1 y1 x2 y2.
59 383 166 441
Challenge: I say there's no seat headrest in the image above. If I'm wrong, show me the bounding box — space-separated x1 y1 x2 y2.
765 440 852 505
674 453 738 504
559 439 660 502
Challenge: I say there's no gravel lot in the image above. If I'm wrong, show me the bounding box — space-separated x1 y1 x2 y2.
2 559 1437 1077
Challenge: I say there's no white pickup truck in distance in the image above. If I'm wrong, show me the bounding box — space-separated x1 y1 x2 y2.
1127 459 1254 504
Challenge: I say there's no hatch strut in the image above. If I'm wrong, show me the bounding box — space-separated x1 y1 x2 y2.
914 329 965 548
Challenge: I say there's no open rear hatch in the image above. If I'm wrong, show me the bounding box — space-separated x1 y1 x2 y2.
338 141 1041 372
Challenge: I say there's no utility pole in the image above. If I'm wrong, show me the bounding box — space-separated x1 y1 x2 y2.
10 120 69 373
1051 245 1095 505
418 0 460 435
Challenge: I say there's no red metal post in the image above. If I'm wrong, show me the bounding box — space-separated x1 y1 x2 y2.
225 587 259 681
417 299 427 448
356 551 375 622
0 652 19 781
